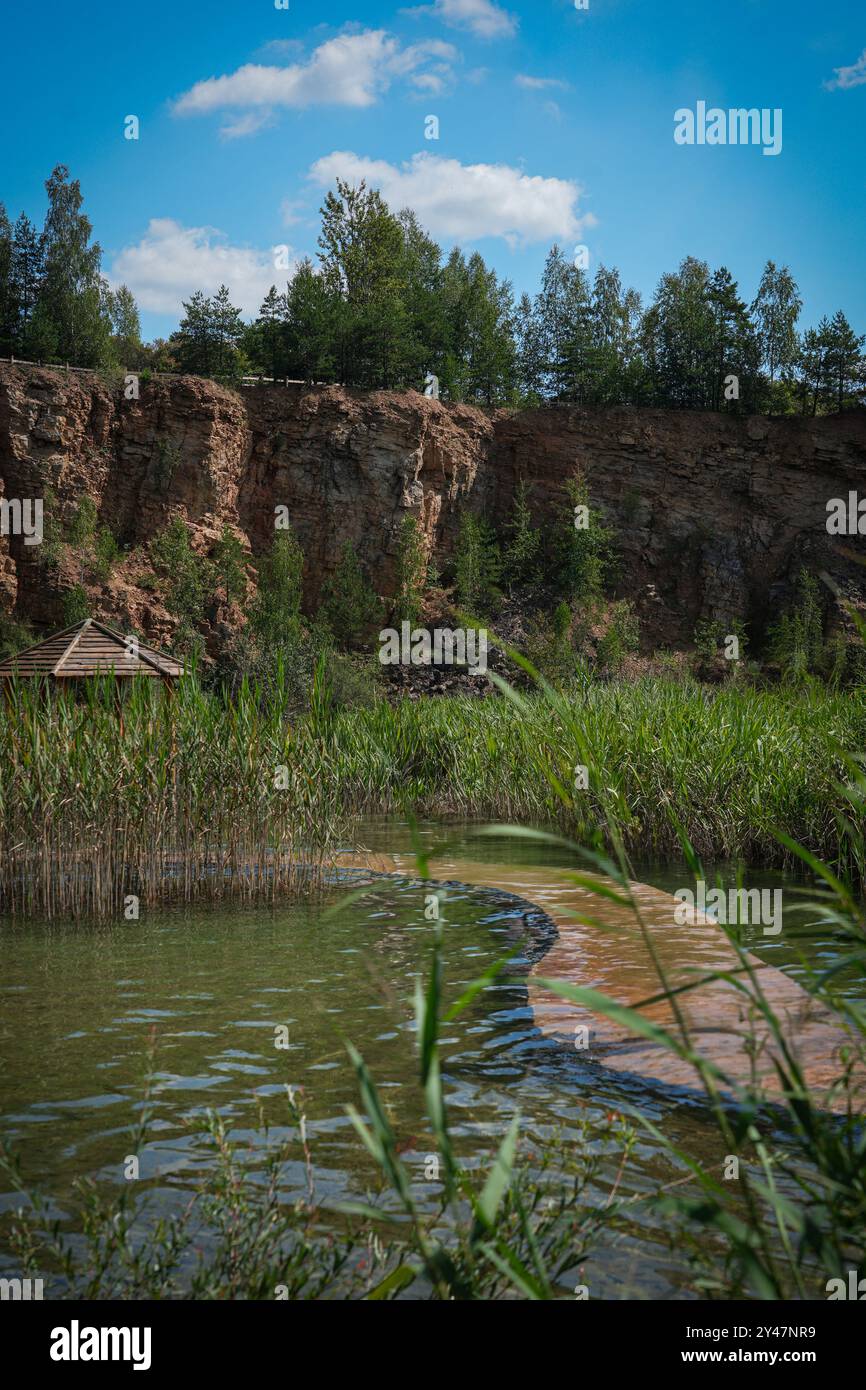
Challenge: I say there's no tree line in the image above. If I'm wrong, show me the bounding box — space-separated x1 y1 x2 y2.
2 168 863 415
0 166 141 370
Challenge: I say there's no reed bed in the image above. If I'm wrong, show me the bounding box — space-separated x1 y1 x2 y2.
0 675 341 920
2 674 864 920
324 679 866 875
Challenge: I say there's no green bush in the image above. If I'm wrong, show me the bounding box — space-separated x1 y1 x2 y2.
553 473 614 602
213 526 248 606
92 525 119 581
251 530 304 643
319 541 382 648
453 512 501 616
62 584 90 625
501 480 540 594
596 599 639 672
33 487 64 571
767 570 825 681
393 515 427 626
0 612 33 659
67 497 97 546
150 518 214 653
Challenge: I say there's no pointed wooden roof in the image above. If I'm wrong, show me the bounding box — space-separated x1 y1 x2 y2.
0 619 186 679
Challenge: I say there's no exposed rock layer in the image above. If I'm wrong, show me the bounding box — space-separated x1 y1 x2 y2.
1 364 865 652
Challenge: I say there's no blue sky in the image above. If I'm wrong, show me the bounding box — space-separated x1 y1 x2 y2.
2 0 863 340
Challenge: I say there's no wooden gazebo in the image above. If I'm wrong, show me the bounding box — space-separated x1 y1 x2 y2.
0 618 186 683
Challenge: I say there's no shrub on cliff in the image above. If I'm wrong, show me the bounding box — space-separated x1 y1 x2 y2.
149 518 214 657
453 512 501 616
501 481 540 594
392 516 427 627
319 541 382 649
552 474 615 602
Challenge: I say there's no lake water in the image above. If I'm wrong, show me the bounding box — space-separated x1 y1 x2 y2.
0 819 858 1299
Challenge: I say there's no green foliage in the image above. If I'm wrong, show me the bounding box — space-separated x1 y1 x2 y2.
213 526 247 606
251 529 304 644
0 611 33 659
61 584 89 625
109 284 142 368
33 486 64 570
501 480 540 594
393 515 427 626
215 528 315 707
319 541 382 648
796 311 866 415
750 260 802 398
61 496 119 582
453 512 501 615
92 525 119 581
693 617 724 667
596 599 640 672
170 285 244 380
553 474 614 602
66 495 97 545
692 616 749 676
3 168 863 410
553 600 571 641
150 518 213 653
0 675 340 919
766 571 825 680
523 606 586 688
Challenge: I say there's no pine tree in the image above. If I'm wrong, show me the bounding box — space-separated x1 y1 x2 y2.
502 480 540 594
319 541 382 647
285 258 334 383
393 515 427 625
398 208 447 390
9 214 47 356
317 180 410 388
440 247 472 400
213 527 248 605
173 291 215 375
641 257 717 408
797 320 832 416
708 267 754 411
515 292 545 404
823 310 865 412
454 512 501 613
553 474 613 601
211 284 244 380
463 254 517 405
536 246 592 401
257 285 287 382
0 203 13 357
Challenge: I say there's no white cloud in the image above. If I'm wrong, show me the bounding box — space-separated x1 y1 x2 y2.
515 74 569 91
306 151 594 246
824 49 866 91
109 219 297 318
173 29 458 134
220 111 274 140
403 0 517 40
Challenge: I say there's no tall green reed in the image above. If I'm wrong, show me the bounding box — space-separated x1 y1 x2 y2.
482 646 866 1299
0 671 342 919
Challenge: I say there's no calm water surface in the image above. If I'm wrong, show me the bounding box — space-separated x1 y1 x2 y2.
0 819 858 1298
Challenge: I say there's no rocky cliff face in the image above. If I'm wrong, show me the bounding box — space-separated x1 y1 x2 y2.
1 362 865 655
